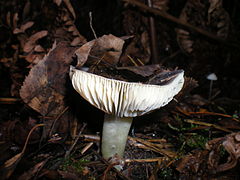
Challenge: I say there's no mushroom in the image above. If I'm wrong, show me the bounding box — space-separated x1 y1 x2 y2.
206 73 218 100
69 66 184 160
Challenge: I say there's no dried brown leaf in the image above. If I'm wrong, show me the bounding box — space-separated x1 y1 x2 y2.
75 34 125 67
13 21 34 34
71 37 82 46
20 42 76 116
207 132 240 173
12 13 18 29
53 0 62 6
63 0 76 19
23 31 48 53
152 0 169 11
34 45 45 52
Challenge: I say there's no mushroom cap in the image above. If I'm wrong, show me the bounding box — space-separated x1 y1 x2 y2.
70 66 184 117
206 73 218 81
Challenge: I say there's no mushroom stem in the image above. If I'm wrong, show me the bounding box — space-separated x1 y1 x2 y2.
101 114 133 159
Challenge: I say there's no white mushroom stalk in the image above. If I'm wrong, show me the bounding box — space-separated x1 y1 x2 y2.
69 66 184 159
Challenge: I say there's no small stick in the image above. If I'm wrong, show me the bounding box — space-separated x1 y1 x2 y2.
127 55 139 66
89 12 97 39
49 106 69 137
81 142 94 155
65 123 87 158
125 157 168 163
0 97 20 104
124 0 240 49
91 150 130 180
146 0 159 64
184 119 232 133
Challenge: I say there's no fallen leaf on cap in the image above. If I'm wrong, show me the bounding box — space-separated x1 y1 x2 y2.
75 34 125 67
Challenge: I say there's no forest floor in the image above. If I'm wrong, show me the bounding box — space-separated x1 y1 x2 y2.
1 0 240 179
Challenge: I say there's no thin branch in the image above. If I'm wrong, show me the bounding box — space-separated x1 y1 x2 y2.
65 123 87 158
124 0 240 49
146 0 159 64
89 12 98 39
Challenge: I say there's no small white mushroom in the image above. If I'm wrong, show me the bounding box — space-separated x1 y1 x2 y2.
206 73 218 100
69 66 184 161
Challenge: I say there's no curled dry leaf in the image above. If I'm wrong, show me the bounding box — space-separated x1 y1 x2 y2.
177 132 240 178
207 132 240 173
176 150 209 177
23 30 48 53
75 34 125 67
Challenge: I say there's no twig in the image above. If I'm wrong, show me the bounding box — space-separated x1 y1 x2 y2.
124 0 240 49
136 58 144 65
0 97 20 104
127 55 139 66
184 119 232 133
91 150 130 180
81 142 94 155
125 157 168 163
49 106 69 137
188 111 240 122
128 137 177 158
146 0 159 64
89 12 98 39
65 123 87 158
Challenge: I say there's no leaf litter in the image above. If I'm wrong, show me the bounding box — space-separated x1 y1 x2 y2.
0 0 240 179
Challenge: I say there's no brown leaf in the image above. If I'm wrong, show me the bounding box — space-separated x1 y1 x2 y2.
63 0 76 19
53 0 62 6
207 132 240 173
12 13 18 29
20 42 77 136
71 37 83 46
20 42 76 116
24 53 44 64
13 21 34 34
23 31 48 53
34 45 45 52
75 34 125 67
152 0 169 11
176 150 209 177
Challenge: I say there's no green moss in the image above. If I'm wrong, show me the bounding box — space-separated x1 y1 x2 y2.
61 157 89 173
158 167 174 180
